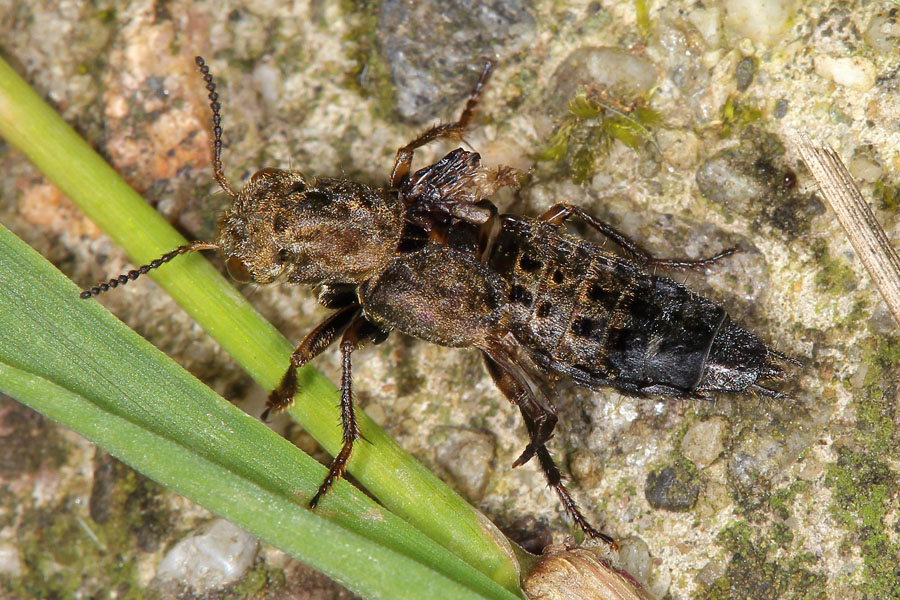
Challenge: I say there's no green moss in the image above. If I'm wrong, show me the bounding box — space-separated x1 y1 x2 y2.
537 92 660 183
826 448 900 596
339 1 395 119
7 500 145 600
719 96 763 138
811 240 856 294
839 298 869 327
634 0 651 38
95 7 117 24
864 336 900 386
697 521 825 600
770 522 793 549
873 179 900 211
824 338 900 597
766 481 810 521
229 564 272 596
536 119 575 163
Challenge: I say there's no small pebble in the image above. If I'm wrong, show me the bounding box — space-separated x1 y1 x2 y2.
568 449 601 487
796 457 825 482
0 543 21 576
849 362 869 390
865 11 900 55
155 519 258 591
724 0 800 45
681 417 727 469
848 148 882 183
814 55 877 92
657 128 700 170
773 98 789 119
617 536 652 586
735 56 756 92
696 150 768 212
252 62 283 107
645 463 701 512
869 302 899 336
688 6 722 47
696 558 726 587
434 427 495 500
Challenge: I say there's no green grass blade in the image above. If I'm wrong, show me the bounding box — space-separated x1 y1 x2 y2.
0 55 523 594
0 223 521 600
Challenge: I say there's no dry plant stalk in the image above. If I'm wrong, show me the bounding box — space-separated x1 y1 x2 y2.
523 543 653 600
796 137 900 326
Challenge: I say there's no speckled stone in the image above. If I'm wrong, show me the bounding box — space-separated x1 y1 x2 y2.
433 427 496 501
378 0 536 122
681 417 728 469
4 1 900 598
644 462 701 512
154 519 258 592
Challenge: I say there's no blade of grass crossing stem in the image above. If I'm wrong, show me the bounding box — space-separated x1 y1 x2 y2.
0 55 523 592
0 224 522 600
0 365 502 600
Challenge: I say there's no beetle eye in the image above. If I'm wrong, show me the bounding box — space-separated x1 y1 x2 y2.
225 257 252 283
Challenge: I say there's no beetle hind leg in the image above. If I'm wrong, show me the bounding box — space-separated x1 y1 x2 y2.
482 351 616 546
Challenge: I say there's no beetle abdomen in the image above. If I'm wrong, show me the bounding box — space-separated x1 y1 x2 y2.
487 215 777 397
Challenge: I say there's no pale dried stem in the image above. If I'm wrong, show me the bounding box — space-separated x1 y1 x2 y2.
796 136 900 327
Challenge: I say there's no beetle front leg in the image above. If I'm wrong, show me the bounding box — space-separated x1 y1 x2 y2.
263 304 360 422
390 60 494 188
540 203 738 270
309 318 389 508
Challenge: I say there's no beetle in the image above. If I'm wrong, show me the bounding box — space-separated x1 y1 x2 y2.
83 56 794 543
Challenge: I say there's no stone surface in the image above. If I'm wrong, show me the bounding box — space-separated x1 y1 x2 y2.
3 1 899 598
154 519 258 592
551 46 658 114
681 417 728 469
433 426 496 501
377 0 536 122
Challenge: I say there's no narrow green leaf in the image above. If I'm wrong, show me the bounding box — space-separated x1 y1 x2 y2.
0 224 521 600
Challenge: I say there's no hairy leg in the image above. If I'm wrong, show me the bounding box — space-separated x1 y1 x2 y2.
481 351 616 546
540 203 738 270
390 60 494 188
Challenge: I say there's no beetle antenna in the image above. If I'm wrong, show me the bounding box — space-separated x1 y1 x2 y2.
80 241 219 298
195 55 236 198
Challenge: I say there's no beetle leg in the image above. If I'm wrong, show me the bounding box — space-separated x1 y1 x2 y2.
390 60 494 189
540 203 738 270
481 351 616 546
482 353 554 466
262 304 360 422
309 317 389 508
